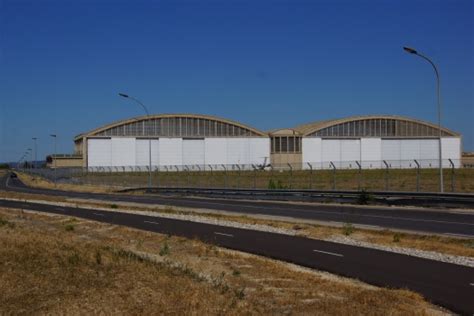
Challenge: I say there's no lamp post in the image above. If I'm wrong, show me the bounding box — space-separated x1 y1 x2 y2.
50 134 57 184
118 93 153 189
403 46 444 193
32 137 38 168
27 148 32 169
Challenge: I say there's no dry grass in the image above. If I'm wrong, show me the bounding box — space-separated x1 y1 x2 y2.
16 172 114 193
0 208 446 315
72 168 474 192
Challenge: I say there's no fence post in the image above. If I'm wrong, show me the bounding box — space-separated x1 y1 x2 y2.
383 160 389 191
355 161 362 191
448 159 455 192
196 165 201 188
221 164 227 188
330 162 336 190
252 164 257 189
164 166 169 188
235 164 241 188
184 165 190 187
307 163 313 189
414 160 420 192
174 166 180 187
208 165 213 188
287 163 293 188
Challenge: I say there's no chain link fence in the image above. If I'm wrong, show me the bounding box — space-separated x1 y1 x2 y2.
19 159 473 193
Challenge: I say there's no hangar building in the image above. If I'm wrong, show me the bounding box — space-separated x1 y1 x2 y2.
72 114 461 170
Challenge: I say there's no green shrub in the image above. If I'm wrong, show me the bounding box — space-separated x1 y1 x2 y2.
65 224 75 232
159 241 170 256
110 204 118 209
357 190 374 205
393 233 401 243
342 223 354 236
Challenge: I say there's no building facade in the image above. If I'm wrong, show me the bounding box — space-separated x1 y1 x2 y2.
72 114 462 170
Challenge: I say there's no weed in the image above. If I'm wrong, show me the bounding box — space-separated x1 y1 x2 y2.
95 250 102 265
159 241 170 256
465 240 474 249
110 204 118 209
342 223 354 236
232 269 241 277
65 224 75 232
357 190 374 205
0 217 15 229
234 287 246 300
67 252 81 265
393 233 401 243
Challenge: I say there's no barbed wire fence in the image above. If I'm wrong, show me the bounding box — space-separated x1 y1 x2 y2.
17 158 473 193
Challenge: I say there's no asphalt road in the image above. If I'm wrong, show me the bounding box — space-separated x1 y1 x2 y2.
0 198 472 314
2 174 474 237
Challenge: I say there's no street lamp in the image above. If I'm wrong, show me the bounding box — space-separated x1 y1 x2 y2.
50 134 57 184
32 137 38 168
119 93 154 189
27 148 32 169
403 46 444 193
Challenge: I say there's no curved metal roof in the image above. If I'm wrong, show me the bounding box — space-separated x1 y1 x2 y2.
74 113 266 140
294 115 459 137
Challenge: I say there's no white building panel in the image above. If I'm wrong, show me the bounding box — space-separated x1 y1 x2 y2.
111 138 136 167
381 139 401 167
204 138 227 169
159 138 183 167
302 138 322 169
340 139 361 168
400 139 420 168
249 138 270 166
182 139 205 166
442 137 461 167
322 140 341 168
88 138 111 167
226 138 250 165
361 138 382 168
135 139 159 168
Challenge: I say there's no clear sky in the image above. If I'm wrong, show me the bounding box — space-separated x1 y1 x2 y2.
1 0 473 162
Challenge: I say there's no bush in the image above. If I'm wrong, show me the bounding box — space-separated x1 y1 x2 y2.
159 241 170 256
65 224 75 232
393 233 401 243
357 190 374 205
342 223 354 236
0 163 10 169
110 204 118 209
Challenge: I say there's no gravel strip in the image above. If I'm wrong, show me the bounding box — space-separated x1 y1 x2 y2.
325 235 474 268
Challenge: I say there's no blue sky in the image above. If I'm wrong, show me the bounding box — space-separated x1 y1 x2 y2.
0 0 472 162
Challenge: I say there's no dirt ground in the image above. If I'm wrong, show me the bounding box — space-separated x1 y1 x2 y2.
0 208 447 315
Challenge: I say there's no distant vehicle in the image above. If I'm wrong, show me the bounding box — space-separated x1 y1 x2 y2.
10 173 17 178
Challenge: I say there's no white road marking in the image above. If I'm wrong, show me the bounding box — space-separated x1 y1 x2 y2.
214 232 234 237
313 249 344 257
144 220 159 225
443 233 474 239
470 283 474 286
93 213 105 217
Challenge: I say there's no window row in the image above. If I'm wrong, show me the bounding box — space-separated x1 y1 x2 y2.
309 119 451 137
271 136 302 154
95 117 260 137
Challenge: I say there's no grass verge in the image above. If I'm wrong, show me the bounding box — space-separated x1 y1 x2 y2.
0 208 446 315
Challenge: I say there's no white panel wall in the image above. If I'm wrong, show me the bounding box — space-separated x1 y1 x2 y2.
88 138 111 167
204 138 227 167
361 138 382 168
182 139 205 166
159 138 183 167
381 140 401 167
249 138 270 165
135 139 159 168
340 139 360 167
111 138 136 167
302 138 322 169
227 138 250 165
442 137 461 167
322 140 341 168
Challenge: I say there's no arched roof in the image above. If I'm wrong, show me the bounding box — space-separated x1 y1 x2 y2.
295 115 459 137
74 113 266 140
